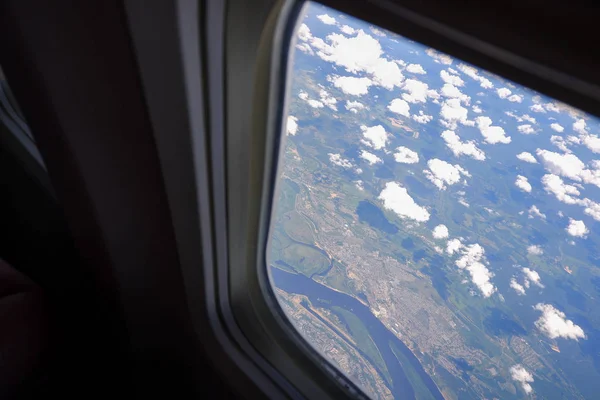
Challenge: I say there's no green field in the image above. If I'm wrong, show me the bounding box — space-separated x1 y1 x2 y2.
270 176 333 277
318 260 361 299
281 242 330 277
274 178 299 219
283 211 315 244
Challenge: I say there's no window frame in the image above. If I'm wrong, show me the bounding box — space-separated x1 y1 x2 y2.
225 0 375 398
128 0 600 398
3 0 600 398
221 0 600 397
125 0 367 397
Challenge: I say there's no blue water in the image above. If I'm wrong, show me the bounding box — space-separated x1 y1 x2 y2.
271 266 444 400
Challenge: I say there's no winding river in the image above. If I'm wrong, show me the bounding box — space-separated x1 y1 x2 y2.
271 266 444 400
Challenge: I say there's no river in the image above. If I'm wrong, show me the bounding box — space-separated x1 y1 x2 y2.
271 266 444 400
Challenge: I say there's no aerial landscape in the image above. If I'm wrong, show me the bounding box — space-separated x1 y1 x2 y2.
267 3 600 399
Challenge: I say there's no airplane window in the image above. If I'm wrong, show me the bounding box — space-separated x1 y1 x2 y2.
267 2 600 399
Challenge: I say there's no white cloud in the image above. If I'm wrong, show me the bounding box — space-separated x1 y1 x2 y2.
317 14 336 25
536 149 600 188
378 182 430 222
550 123 564 133
361 125 388 150
573 119 587 134
287 116 298 135
523 267 543 287
310 36 328 51
440 83 470 104
476 116 511 144
330 75 373 96
511 267 543 295
406 64 426 74
394 146 419 164
527 245 543 256
515 175 532 193
533 303 586 340
440 99 471 129
530 104 546 113
510 278 526 295
497 88 512 99
401 79 431 103
457 64 493 89
581 198 600 221
345 100 365 113
458 197 470 207
536 149 585 182
424 159 469 190
506 111 537 124
296 43 315 55
360 150 382 165
510 365 534 394
427 89 440 100
319 89 337 111
455 243 496 297
328 153 353 168
388 98 410 117
528 205 546 219
298 89 335 110
413 111 433 124
517 124 536 135
508 94 523 103
516 152 537 163
446 238 463 255
316 30 404 90
425 48 453 64
566 218 588 238
440 70 464 86
578 164 600 189
504 111 520 121
575 120 600 153
541 174 581 204
355 180 364 191
484 207 499 216
472 105 482 113
441 130 485 161
550 135 572 153
581 133 600 154
545 102 561 113
432 224 449 239
308 99 324 108
370 26 386 37
340 25 355 35
297 24 312 42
